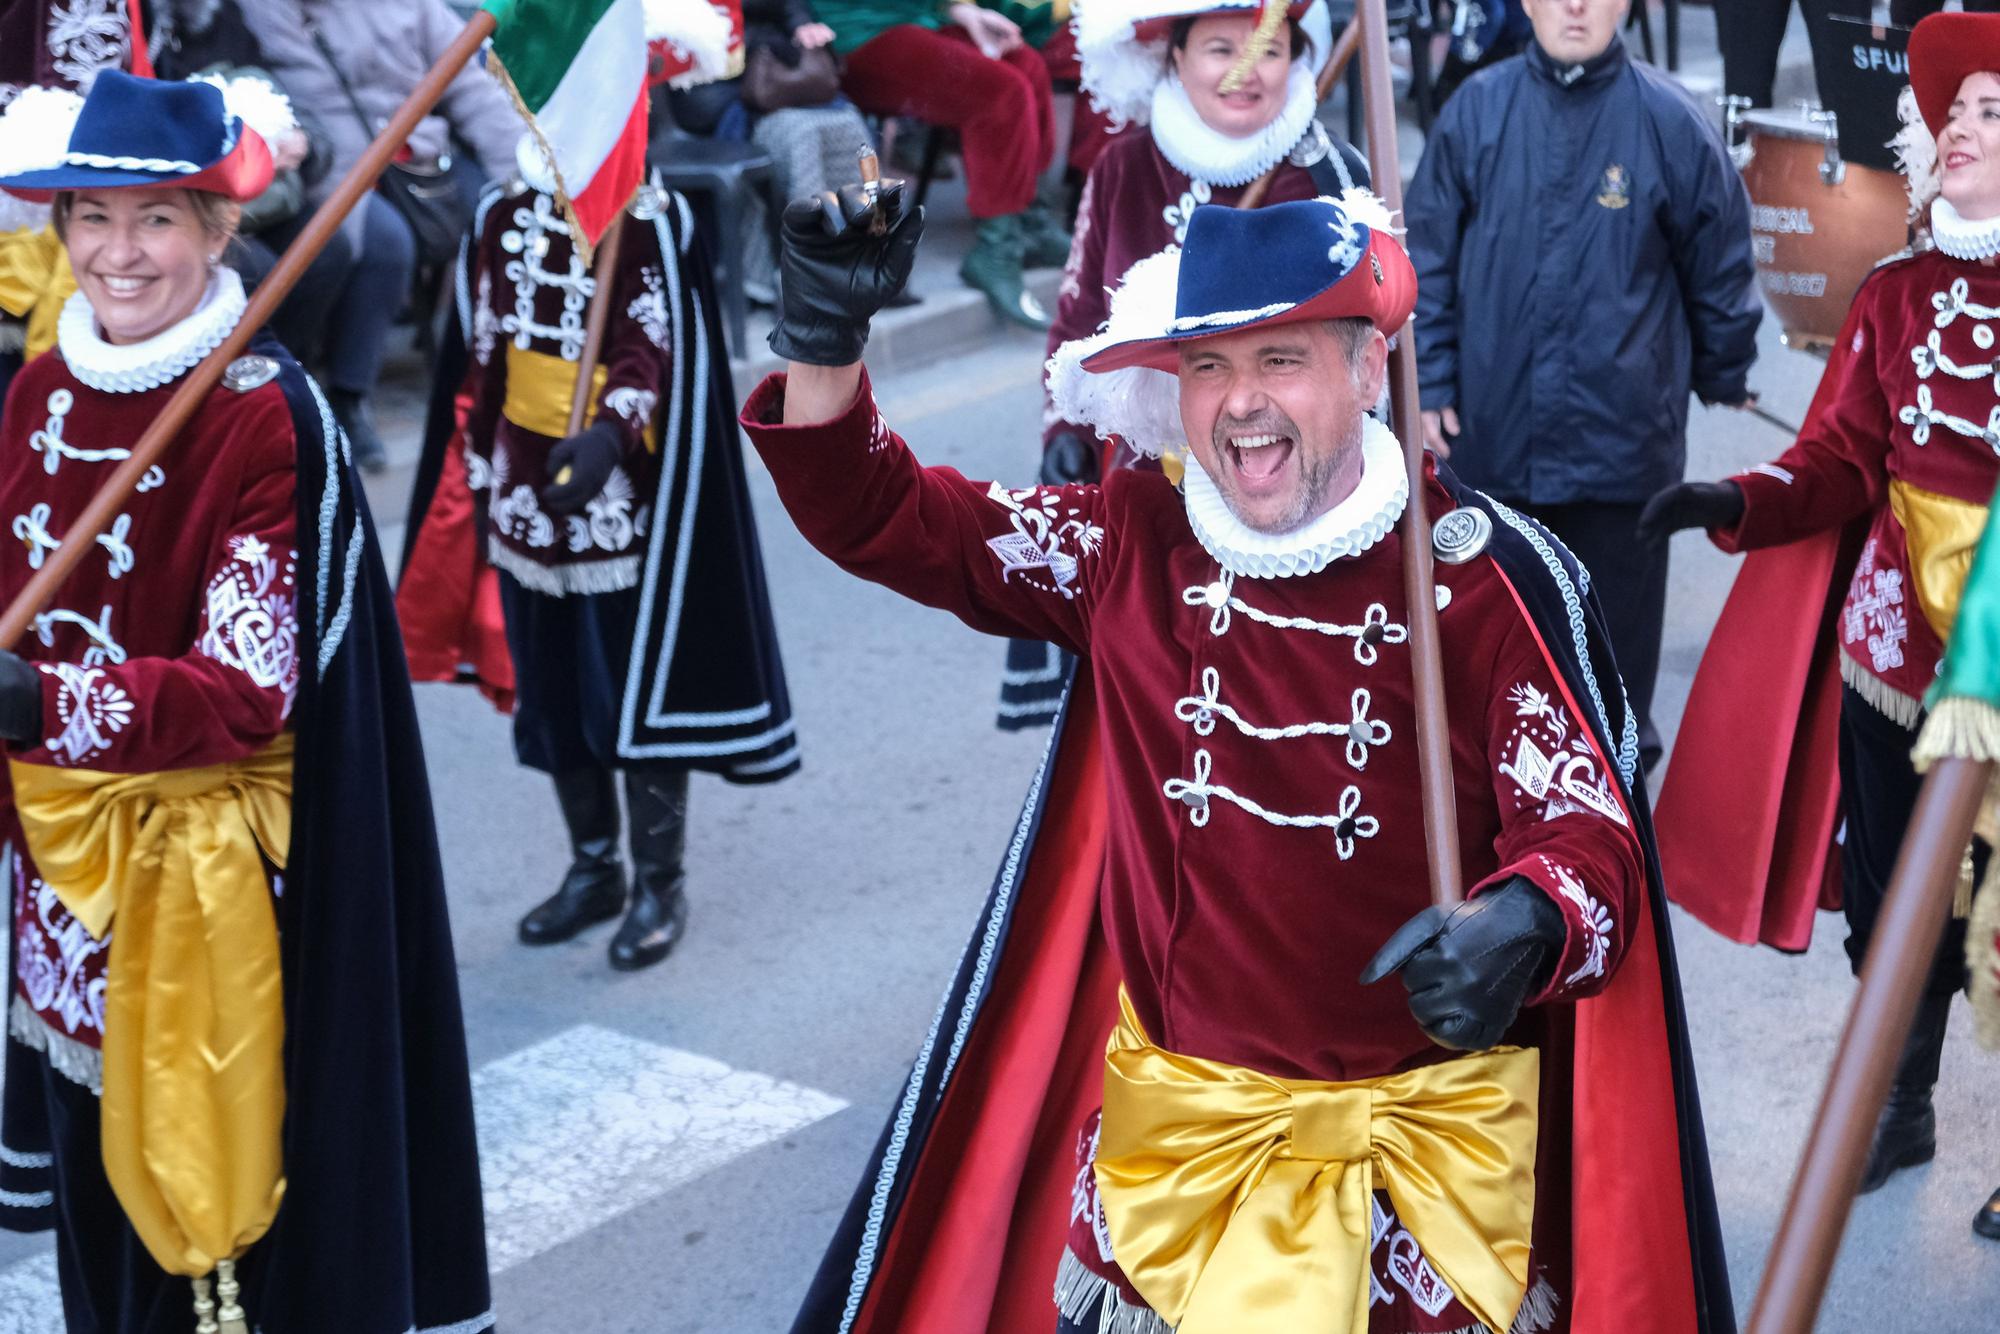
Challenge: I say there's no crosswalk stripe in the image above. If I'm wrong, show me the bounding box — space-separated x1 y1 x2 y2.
0 1024 846 1332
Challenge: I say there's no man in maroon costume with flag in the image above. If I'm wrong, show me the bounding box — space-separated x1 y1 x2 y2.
748 180 1733 1333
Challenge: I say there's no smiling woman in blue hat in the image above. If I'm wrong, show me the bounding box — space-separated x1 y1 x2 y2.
0 71 492 1334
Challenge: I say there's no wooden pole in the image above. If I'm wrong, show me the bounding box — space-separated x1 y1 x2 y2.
562 213 628 439
1351 0 1462 909
0 10 500 652
1237 17 1361 211
1746 755 1990 1332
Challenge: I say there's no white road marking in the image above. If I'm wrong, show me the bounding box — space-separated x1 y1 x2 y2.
0 1024 846 1331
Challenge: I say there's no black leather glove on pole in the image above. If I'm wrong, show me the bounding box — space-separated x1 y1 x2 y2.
0 650 42 745
539 420 624 515
1040 430 1100 487
768 181 925 367
1359 877 1568 1052
1635 480 1745 546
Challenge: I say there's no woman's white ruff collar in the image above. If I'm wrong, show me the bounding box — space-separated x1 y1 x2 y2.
1931 197 2000 262
1181 414 1408 578
58 267 247 393
1150 63 1319 188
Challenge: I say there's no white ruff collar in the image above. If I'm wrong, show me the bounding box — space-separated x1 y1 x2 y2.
1931 197 2000 262
1181 414 1408 578
58 268 247 394
1150 62 1319 188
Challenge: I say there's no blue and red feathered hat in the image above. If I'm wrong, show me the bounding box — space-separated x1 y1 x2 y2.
1047 191 1417 456
0 70 281 203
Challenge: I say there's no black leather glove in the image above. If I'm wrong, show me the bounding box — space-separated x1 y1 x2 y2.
769 181 925 367
1359 877 1567 1052
539 420 624 515
1040 430 1099 486
1636 480 1744 546
0 650 42 745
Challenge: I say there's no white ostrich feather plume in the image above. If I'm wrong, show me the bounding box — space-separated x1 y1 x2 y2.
191 73 299 144
1892 84 1941 225
0 86 83 180
646 0 735 87
1048 245 1188 457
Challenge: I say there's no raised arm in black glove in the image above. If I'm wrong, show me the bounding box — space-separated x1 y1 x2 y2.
0 649 42 746
1636 480 1745 546
539 420 625 515
1358 877 1567 1052
1040 430 1100 487
768 181 925 367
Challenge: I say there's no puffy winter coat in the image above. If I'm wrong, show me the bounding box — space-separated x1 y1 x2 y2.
1406 37 1761 505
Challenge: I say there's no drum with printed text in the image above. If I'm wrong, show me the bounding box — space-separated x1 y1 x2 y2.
1739 106 1908 352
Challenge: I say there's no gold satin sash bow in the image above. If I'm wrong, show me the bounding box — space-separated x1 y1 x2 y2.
1888 478 1990 642
9 737 292 1277
1096 989 1540 1334
0 227 74 361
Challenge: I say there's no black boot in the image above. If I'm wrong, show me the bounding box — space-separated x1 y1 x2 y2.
1857 990 1951 1193
518 769 627 944
328 386 388 473
1977 1187 2000 1240
609 770 689 971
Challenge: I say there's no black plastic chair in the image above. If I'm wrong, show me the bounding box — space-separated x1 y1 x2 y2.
645 94 782 359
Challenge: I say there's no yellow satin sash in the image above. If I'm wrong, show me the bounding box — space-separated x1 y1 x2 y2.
0 226 73 362
9 737 292 1278
1889 478 1990 642
1096 989 1540 1334
503 343 658 451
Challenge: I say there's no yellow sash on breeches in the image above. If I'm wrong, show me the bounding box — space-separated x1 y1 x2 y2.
1094 988 1541 1334
9 737 292 1278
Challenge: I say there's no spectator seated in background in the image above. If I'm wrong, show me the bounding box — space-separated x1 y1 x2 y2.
665 0 878 305
242 0 524 471
149 0 353 369
813 0 1069 328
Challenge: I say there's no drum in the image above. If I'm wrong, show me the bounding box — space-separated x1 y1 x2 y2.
1738 106 1909 352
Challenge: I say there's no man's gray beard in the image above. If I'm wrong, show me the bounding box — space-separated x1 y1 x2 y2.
1231 412 1365 536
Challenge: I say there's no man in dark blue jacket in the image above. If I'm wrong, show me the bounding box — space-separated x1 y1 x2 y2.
1407 0 1761 770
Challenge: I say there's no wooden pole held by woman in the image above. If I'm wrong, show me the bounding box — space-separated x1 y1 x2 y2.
0 10 502 651
1746 755 1991 1332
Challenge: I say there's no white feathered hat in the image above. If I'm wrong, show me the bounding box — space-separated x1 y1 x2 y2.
1074 0 1333 127
1047 188 1405 457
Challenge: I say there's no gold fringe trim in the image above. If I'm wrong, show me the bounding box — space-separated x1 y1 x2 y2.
1913 696 2000 770
1217 0 1289 95
1972 864 2000 1051
486 51 600 268
1840 652 1925 729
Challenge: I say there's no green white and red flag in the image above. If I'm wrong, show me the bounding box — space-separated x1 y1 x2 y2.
482 0 651 261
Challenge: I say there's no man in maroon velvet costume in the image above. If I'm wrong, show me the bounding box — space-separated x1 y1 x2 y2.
754 186 1731 1334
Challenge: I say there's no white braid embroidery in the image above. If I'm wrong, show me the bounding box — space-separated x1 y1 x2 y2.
12 505 134 578
1162 748 1380 859
1910 329 2000 384
1896 381 2000 449
1931 277 2000 329
1174 667 1391 769
1181 572 1408 663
